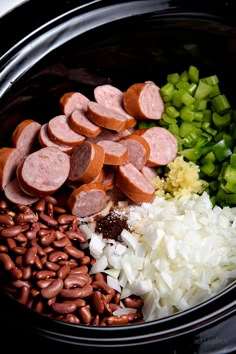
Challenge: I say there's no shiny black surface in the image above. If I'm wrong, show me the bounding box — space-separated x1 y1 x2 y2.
0 0 236 353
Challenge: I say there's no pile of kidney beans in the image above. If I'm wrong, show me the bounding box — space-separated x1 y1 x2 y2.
0 195 144 326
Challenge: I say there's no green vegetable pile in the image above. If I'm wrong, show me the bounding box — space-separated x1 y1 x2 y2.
139 65 236 207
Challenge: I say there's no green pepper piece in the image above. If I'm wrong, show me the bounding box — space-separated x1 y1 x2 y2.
212 139 232 161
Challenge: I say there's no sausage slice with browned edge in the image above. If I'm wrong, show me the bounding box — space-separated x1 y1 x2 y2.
4 178 39 205
11 119 41 156
16 147 70 197
87 102 128 132
0 147 22 190
47 115 85 146
38 124 73 154
88 128 131 144
94 84 137 128
68 141 105 184
116 163 155 204
133 127 178 166
123 82 164 120
59 92 89 116
97 140 128 165
67 183 109 217
68 109 102 138
119 134 150 170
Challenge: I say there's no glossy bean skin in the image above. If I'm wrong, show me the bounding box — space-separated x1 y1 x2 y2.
0 214 15 226
41 278 64 299
0 225 22 238
57 265 71 280
51 302 77 314
60 285 93 299
24 246 38 265
0 253 15 270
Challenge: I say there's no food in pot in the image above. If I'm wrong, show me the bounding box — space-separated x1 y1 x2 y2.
0 66 236 326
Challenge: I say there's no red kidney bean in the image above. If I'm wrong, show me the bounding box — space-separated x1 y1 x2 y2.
24 246 38 265
12 246 27 255
103 289 116 303
103 300 113 316
35 199 46 212
78 305 92 324
62 299 86 308
14 212 38 224
64 246 84 259
40 230 57 247
0 245 8 252
51 302 77 314
21 266 31 280
57 265 71 280
14 233 27 243
37 279 54 289
69 265 88 275
127 311 142 321
0 225 22 238
37 228 50 237
48 296 57 306
35 270 56 280
123 297 144 309
26 298 34 309
11 280 30 288
109 303 121 312
9 267 23 280
31 288 40 297
32 242 46 257
107 315 129 326
92 314 100 326
92 281 113 294
0 200 8 209
6 238 17 249
21 224 31 232
53 237 71 248
92 291 105 314
94 273 106 282
26 222 40 240
15 255 23 267
0 214 15 226
58 259 78 268
60 285 93 299
79 256 91 265
64 274 89 289
65 230 87 243
53 206 67 214
55 230 66 240
46 202 54 217
63 314 80 324
48 251 68 263
35 255 43 270
43 246 54 254
34 300 44 313
39 212 58 226
45 261 60 271
0 253 15 270
18 286 30 305
57 214 77 225
44 196 58 205
41 278 64 299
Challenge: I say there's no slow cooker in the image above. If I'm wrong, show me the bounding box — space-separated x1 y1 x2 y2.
0 1 236 353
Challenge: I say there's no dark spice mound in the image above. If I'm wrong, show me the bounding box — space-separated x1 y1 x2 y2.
95 210 129 240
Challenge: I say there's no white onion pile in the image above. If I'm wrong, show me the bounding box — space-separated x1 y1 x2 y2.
82 192 236 321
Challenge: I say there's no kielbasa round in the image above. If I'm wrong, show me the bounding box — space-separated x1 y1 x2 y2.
38 124 73 154
123 82 164 120
97 140 128 166
68 109 102 138
11 119 41 156
17 147 70 197
0 147 22 190
59 92 89 116
67 183 109 217
119 134 150 170
116 163 155 204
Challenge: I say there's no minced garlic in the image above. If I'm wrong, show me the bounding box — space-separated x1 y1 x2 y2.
152 155 208 198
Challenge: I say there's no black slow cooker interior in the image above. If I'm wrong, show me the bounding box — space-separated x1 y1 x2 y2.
0 1 236 353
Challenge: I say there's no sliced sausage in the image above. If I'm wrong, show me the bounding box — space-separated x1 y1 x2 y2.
67 183 109 217
141 166 158 181
68 141 105 184
11 119 41 156
17 147 70 197
116 163 155 204
101 167 116 191
119 134 150 170
123 82 164 120
94 84 137 128
38 124 73 154
47 115 85 146
87 102 128 132
133 127 178 166
59 92 89 116
0 147 22 190
4 178 39 205
88 128 131 144
68 109 102 138
97 140 128 166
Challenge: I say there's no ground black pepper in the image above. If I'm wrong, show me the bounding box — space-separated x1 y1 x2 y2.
95 210 129 240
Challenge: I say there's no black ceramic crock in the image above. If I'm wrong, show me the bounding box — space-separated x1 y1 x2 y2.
0 1 236 353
